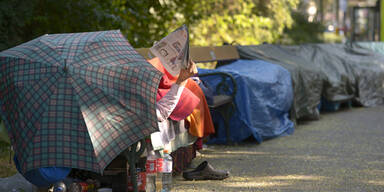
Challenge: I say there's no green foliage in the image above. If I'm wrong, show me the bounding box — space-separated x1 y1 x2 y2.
189 0 299 46
105 0 198 47
0 118 10 145
0 117 15 178
280 11 326 45
0 0 33 51
323 32 343 43
0 0 121 50
0 0 300 50
0 144 16 178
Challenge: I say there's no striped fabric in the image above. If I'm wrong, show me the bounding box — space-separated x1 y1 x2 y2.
0 30 162 174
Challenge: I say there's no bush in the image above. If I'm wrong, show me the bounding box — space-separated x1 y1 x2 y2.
280 11 326 45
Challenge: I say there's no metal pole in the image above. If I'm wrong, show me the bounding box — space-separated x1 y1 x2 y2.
124 139 146 192
319 0 324 23
381 0 384 41
352 7 356 42
336 0 340 34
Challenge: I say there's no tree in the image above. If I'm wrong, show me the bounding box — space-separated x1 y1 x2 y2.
0 0 121 50
280 11 326 44
111 0 300 46
0 0 300 50
187 0 299 46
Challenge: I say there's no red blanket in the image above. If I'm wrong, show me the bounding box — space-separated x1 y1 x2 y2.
148 58 215 137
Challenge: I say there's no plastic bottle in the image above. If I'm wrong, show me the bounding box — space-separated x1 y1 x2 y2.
161 150 172 192
145 150 157 192
155 153 163 191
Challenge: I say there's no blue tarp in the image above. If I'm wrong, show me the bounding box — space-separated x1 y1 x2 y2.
199 59 294 144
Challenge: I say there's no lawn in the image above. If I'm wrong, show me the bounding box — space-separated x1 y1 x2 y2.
0 144 16 178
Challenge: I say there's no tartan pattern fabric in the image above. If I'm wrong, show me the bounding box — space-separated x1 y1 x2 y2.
0 30 162 173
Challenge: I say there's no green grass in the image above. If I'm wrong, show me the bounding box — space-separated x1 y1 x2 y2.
0 144 16 178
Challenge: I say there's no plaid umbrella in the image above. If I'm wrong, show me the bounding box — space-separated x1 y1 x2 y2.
0 30 162 174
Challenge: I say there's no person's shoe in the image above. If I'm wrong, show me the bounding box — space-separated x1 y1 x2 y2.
182 161 229 180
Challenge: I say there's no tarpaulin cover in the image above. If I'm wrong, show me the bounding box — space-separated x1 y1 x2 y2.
353 42 384 54
297 43 384 106
344 43 384 106
237 45 323 120
199 59 294 144
238 43 384 114
281 44 355 102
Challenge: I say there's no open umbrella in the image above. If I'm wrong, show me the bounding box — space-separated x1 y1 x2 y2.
0 30 162 174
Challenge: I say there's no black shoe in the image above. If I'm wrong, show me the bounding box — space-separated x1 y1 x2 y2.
182 161 229 180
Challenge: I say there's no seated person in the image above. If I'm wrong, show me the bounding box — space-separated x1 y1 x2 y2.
148 58 215 151
150 59 199 151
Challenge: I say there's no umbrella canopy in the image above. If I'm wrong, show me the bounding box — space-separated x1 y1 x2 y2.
0 30 162 174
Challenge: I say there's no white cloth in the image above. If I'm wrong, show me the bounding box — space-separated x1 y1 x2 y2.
151 83 185 151
165 120 197 152
155 83 184 121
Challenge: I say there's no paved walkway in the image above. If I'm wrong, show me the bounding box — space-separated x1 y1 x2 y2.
173 106 384 191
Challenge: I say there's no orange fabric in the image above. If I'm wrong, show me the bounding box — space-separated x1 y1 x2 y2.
147 57 215 137
185 79 215 137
